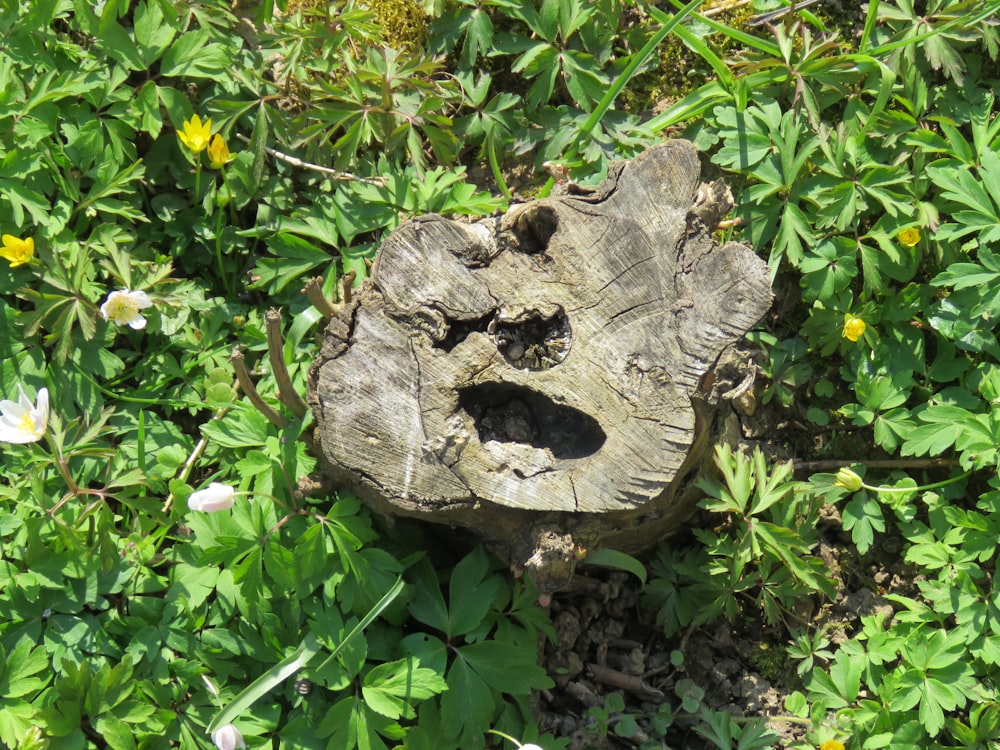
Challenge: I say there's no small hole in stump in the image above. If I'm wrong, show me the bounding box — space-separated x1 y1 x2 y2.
509 204 558 254
457 383 606 460
489 308 572 370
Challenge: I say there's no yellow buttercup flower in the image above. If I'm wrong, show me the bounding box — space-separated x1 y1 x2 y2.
819 740 845 750
898 227 921 247
207 133 232 169
843 315 866 342
0 235 34 267
178 114 212 154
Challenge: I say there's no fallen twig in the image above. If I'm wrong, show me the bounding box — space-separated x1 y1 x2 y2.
235 134 387 185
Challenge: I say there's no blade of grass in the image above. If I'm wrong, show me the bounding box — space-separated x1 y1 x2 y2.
859 0 880 51
659 0 782 58
644 79 731 133
570 0 704 156
207 575 405 734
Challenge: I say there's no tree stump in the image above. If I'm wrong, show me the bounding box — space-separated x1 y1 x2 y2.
307 141 773 593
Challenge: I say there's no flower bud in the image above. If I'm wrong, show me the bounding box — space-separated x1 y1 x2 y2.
212 724 246 750
842 315 866 343
834 468 863 492
188 483 236 512
897 227 921 247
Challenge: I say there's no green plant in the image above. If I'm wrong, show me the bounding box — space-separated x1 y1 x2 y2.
694 445 837 626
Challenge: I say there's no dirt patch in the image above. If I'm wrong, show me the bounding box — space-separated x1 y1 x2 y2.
535 515 911 749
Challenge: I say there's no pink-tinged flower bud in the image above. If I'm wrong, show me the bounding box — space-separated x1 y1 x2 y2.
834 468 863 492
211 724 246 750
188 483 236 512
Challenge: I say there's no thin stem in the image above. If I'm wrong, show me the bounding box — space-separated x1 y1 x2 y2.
214 201 231 297
793 457 959 473
340 271 356 304
864 470 973 494
161 405 229 514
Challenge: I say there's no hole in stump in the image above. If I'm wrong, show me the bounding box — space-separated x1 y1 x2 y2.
434 311 495 352
508 204 558 254
457 383 606 459
489 308 572 370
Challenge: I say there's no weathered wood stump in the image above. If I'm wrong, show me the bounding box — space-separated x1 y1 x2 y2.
307 141 773 593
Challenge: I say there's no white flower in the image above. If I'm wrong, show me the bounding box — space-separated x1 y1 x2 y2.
100 289 153 329
0 386 49 444
519 745 545 750
211 724 246 750
188 482 236 512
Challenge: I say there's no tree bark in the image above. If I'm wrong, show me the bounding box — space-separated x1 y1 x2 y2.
308 141 773 593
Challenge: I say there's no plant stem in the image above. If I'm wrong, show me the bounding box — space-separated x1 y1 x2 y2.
864 470 973 494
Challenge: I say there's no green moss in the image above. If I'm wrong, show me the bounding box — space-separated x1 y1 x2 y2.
365 0 428 51
619 6 755 116
748 642 789 683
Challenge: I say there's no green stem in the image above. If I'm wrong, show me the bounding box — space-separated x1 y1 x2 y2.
214 204 231 296
863 470 973 494
221 164 237 225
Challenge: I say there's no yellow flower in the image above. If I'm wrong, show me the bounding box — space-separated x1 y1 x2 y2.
178 114 212 154
819 740 845 750
898 227 921 247
834 468 863 492
207 133 232 169
0 235 34 267
843 315 866 342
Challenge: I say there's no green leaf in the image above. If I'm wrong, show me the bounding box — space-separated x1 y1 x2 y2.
447 546 503 638
806 650 862 708
0 639 49 699
361 657 447 720
456 641 553 694
133 0 177 63
584 548 647 586
200 408 270 448
842 494 885 555
159 31 234 79
440 656 495 744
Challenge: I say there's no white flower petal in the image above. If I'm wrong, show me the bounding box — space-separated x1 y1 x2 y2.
132 290 153 308
188 482 236 512
211 724 246 750
0 399 25 419
0 385 48 443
